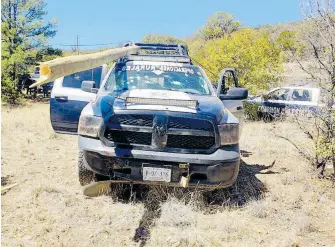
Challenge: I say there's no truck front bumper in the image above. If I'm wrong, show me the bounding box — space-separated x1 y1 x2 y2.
79 136 240 188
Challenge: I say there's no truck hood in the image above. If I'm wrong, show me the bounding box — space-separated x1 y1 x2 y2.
96 89 225 122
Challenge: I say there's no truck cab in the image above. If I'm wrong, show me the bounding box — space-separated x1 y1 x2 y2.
49 43 248 189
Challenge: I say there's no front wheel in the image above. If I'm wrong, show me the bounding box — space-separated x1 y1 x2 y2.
78 151 95 186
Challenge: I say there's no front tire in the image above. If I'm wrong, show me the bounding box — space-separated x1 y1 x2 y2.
78 151 95 186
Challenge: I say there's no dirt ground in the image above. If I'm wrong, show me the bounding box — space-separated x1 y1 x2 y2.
1 103 335 247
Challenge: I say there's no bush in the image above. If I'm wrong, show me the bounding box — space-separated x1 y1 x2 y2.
1 78 24 105
189 29 283 94
198 12 241 40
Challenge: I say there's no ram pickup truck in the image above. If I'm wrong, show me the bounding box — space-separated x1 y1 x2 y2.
50 43 248 188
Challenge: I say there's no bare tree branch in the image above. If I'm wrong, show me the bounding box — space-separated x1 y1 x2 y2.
309 40 333 76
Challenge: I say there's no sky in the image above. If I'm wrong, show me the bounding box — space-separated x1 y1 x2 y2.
46 0 302 49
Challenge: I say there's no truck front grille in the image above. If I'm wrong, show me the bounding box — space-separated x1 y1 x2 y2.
104 114 217 152
168 117 213 131
167 135 215 149
104 130 152 145
110 114 154 127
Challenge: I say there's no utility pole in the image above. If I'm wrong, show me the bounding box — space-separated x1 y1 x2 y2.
76 35 79 55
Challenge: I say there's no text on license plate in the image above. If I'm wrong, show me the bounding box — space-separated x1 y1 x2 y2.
142 167 171 182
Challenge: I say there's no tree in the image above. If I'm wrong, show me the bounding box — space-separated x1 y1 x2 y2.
190 29 282 94
141 34 186 55
278 0 335 176
1 0 57 104
277 30 299 52
35 47 62 62
142 34 185 44
198 12 241 40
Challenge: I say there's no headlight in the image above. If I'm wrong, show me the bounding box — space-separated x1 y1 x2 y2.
218 123 239 145
78 114 103 138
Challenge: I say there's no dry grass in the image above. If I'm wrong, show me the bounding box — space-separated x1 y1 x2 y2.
1 103 335 247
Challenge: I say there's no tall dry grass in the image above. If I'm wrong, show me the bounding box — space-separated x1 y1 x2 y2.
1 103 335 247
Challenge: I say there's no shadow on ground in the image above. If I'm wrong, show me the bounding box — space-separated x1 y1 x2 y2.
1 175 14 186
105 158 276 246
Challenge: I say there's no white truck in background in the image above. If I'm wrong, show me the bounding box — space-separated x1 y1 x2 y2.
244 86 329 120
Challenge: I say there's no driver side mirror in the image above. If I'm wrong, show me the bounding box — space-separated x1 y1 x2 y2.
81 80 98 93
262 93 269 100
216 68 239 95
216 68 248 100
219 88 248 100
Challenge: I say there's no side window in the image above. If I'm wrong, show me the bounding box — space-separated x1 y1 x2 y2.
267 89 290 100
62 67 102 89
225 72 236 89
291 89 312 102
220 71 238 94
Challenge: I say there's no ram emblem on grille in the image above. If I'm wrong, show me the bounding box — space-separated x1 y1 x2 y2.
153 124 167 137
135 119 145 125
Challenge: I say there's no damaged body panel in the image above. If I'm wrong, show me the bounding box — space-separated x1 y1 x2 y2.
50 43 248 189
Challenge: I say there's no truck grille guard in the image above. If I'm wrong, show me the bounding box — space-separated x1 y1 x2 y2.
99 114 219 154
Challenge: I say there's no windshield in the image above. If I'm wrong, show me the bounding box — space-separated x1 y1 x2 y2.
104 62 212 95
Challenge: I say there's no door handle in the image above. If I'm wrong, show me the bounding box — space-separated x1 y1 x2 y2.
55 96 68 101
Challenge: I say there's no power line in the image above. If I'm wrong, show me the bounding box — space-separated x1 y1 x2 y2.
52 41 129 47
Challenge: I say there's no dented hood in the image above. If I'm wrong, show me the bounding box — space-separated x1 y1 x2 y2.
97 89 225 122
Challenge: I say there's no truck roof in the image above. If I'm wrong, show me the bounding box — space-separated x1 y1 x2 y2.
119 43 192 65
125 60 193 67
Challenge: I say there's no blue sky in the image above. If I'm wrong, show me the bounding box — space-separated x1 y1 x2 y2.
46 0 301 49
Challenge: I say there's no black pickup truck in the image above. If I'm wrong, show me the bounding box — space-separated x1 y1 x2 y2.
49 43 248 189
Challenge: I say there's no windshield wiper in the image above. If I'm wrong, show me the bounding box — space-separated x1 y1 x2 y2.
182 91 201 95
114 87 129 92
164 88 201 95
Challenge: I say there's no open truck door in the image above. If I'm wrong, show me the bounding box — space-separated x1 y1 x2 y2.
50 65 107 134
216 68 248 122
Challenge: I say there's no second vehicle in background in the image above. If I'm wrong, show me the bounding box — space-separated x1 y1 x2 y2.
243 86 323 121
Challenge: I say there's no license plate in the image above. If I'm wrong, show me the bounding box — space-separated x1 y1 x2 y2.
142 166 171 182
